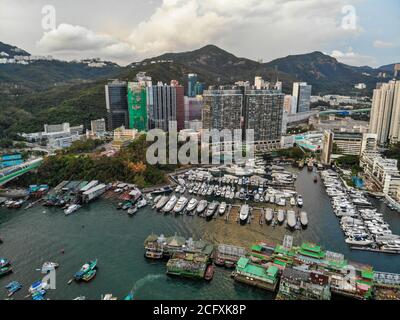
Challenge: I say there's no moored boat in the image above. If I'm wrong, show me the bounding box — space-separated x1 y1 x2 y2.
287 210 296 229
297 195 304 207
186 198 198 212
204 265 215 281
205 201 219 218
277 210 285 224
82 269 97 282
155 196 169 211
300 211 308 227
196 200 208 214
173 196 188 214
239 204 250 224
218 202 227 216
127 206 138 216
265 208 273 223
162 195 178 213
64 204 81 216
74 259 97 281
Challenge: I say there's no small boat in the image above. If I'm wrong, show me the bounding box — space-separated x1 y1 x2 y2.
0 265 12 277
102 293 117 300
287 210 296 228
204 265 215 281
6 281 22 297
265 208 273 223
186 198 199 212
42 262 59 270
127 206 138 216
239 204 250 224
137 198 147 208
74 259 97 281
162 195 178 213
173 196 188 214
313 175 318 183
205 201 219 218
0 258 10 268
277 210 285 224
64 204 81 216
73 296 86 300
300 211 308 227
155 196 169 211
297 195 304 207
121 201 133 211
290 197 296 206
218 202 227 216
82 269 97 282
153 195 162 204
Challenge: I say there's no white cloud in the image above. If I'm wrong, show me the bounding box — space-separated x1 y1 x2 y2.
331 49 376 66
373 40 396 49
37 23 135 62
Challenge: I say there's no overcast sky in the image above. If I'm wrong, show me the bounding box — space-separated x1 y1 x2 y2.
0 0 398 67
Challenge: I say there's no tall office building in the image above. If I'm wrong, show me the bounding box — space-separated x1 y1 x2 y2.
171 80 185 131
244 89 284 148
369 80 400 145
202 87 243 132
146 81 184 131
105 80 128 131
184 96 203 129
186 73 198 97
292 82 312 113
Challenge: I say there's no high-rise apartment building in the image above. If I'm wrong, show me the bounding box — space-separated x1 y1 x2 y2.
186 73 198 97
184 96 203 129
146 81 184 131
244 89 284 148
292 82 312 113
369 80 400 145
202 87 243 132
105 80 128 130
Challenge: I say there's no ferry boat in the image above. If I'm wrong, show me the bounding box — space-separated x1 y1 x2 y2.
277 210 285 224
64 204 81 216
162 195 178 213
297 195 304 207
205 201 219 218
300 211 308 227
155 196 169 211
287 210 296 229
173 196 188 214
186 198 199 212
239 204 250 224
196 200 208 214
74 259 97 281
218 202 227 216
265 208 273 224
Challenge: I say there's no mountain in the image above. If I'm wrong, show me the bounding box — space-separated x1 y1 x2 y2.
0 41 30 57
264 51 382 95
141 45 297 92
378 63 398 73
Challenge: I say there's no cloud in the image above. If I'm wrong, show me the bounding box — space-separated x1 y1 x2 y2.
127 0 362 59
37 23 135 62
128 0 229 56
331 49 376 66
373 40 396 49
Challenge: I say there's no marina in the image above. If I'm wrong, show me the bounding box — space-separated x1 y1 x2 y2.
0 164 399 300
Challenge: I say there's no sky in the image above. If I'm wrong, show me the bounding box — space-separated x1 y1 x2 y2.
0 0 398 67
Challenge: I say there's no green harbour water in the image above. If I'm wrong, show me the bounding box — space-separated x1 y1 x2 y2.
0 168 399 300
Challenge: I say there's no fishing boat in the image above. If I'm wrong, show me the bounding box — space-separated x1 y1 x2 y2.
5 281 22 297
265 208 273 224
162 195 178 213
186 198 199 212
155 196 169 211
0 258 10 268
204 265 215 281
239 204 250 224
300 211 308 227
196 200 208 214
0 265 12 277
173 196 188 214
82 269 97 282
277 210 285 224
74 259 98 281
127 206 138 216
218 202 227 216
64 204 81 216
297 195 304 207
205 201 219 218
287 210 296 229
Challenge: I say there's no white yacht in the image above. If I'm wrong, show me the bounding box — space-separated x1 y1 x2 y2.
173 196 188 214
64 204 81 216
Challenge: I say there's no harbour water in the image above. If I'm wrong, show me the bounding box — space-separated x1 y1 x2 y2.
0 167 399 300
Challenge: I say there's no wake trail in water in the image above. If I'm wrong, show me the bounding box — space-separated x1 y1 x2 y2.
131 274 164 293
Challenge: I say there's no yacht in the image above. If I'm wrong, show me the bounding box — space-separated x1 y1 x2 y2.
277 210 285 224
173 196 188 214
300 211 308 227
265 208 273 223
287 210 296 229
155 196 169 211
205 201 219 218
297 195 304 207
162 195 178 213
239 204 250 224
196 200 208 214
186 198 199 212
218 202 227 216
